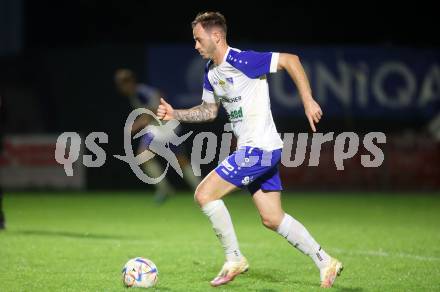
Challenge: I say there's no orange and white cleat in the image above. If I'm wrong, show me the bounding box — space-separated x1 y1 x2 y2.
210 257 249 287
320 258 343 288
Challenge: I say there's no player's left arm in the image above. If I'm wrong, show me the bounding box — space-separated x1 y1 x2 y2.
277 53 323 132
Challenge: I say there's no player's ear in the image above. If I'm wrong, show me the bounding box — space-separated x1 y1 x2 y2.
212 31 221 44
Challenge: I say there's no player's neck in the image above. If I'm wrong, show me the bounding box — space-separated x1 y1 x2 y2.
212 43 229 65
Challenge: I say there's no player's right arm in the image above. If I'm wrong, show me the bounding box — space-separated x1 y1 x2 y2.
156 98 219 123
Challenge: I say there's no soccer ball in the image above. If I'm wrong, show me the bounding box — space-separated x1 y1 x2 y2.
122 257 158 288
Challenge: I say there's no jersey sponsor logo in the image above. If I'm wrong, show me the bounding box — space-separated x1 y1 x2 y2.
227 107 243 121
220 96 241 103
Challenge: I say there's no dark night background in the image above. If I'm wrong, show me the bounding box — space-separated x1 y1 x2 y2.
0 0 439 191
23 1 439 47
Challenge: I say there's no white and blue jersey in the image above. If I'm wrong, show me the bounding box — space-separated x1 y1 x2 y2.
204 47 284 193
202 47 283 151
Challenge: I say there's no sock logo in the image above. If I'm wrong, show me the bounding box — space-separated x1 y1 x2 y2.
316 252 323 261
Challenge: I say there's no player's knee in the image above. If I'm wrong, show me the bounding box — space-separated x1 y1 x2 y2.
261 218 278 230
194 184 211 207
261 215 282 231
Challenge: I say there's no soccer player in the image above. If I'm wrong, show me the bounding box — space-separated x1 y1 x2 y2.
114 69 200 202
156 12 343 288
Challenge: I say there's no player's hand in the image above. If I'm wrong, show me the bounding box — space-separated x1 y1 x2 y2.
304 98 323 132
156 98 174 121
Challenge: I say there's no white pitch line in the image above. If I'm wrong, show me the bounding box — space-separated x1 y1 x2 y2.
330 248 440 262
133 242 440 262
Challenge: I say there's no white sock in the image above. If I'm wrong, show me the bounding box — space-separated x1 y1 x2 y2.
277 213 330 270
182 164 201 189
202 200 242 262
142 160 173 194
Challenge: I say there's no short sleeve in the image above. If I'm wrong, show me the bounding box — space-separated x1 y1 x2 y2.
203 71 214 92
226 50 280 79
202 88 215 103
202 61 215 103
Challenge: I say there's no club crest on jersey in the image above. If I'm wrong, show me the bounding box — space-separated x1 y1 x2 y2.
218 79 233 91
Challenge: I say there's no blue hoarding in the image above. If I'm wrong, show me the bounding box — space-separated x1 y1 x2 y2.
147 45 440 119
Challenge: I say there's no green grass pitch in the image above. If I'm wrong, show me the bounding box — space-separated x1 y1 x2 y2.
1 192 439 291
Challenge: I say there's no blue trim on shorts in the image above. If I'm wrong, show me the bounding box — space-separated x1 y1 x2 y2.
215 146 283 194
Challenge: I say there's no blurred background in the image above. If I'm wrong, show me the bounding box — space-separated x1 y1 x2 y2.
0 0 439 192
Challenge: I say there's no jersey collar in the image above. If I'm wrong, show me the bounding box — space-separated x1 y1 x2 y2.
222 47 231 64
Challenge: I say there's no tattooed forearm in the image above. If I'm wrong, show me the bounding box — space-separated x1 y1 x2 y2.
174 102 218 123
